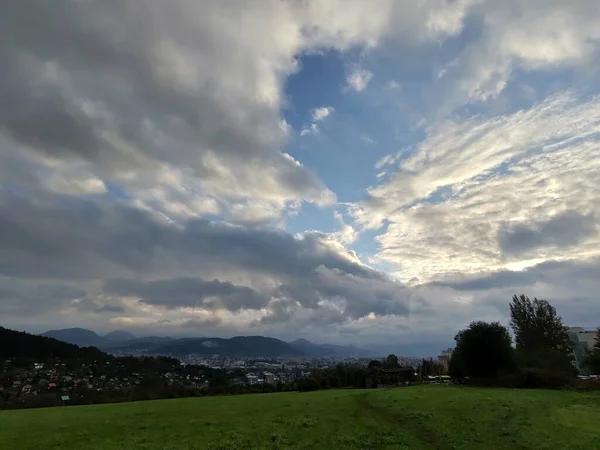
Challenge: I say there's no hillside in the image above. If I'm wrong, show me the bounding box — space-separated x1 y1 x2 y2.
101 336 174 351
103 330 136 342
289 338 331 356
1 386 599 449
0 327 107 361
39 327 177 352
41 328 105 347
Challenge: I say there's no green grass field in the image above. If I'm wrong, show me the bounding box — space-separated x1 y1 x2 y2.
2 386 600 449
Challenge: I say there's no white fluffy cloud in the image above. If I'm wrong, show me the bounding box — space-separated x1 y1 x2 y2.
357 93 600 284
345 67 374 92
300 106 335 137
0 0 484 226
3 0 600 347
449 0 600 102
312 106 335 121
0 0 483 223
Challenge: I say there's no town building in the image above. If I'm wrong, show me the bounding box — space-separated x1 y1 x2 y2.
437 348 454 371
569 327 598 374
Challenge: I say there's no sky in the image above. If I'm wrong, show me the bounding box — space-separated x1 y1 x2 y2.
1 0 600 355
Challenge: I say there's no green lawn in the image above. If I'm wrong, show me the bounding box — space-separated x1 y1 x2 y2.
2 386 600 449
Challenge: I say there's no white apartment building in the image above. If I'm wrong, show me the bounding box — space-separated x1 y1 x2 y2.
569 327 598 373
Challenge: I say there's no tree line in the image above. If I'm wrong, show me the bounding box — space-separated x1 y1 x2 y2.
296 355 445 392
449 294 599 388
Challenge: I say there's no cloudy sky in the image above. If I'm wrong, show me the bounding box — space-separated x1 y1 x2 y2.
2 0 600 354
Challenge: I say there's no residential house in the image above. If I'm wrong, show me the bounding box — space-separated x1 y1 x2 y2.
437 348 454 372
263 372 275 384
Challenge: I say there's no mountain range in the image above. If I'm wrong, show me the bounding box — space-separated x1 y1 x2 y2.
39 328 373 358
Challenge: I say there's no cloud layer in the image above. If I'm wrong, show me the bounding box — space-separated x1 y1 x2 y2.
2 0 600 349
358 93 600 284
0 187 415 338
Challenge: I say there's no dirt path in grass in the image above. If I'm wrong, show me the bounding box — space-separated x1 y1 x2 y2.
353 392 454 450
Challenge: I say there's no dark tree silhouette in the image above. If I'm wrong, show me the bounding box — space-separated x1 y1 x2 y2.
509 294 572 354
368 360 382 369
584 328 600 374
382 354 399 369
509 294 574 378
449 321 515 380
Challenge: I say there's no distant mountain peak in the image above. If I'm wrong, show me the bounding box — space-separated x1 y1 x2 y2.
41 328 104 347
103 330 136 342
47 327 94 333
290 338 314 345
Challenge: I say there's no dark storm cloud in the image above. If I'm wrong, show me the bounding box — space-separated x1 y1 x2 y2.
0 281 86 315
429 259 600 291
104 277 270 312
181 318 224 329
0 0 327 201
0 190 412 321
94 305 126 314
498 210 598 256
429 270 535 291
0 68 104 161
0 190 374 282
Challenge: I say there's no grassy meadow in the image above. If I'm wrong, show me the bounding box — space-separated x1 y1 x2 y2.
1 385 600 449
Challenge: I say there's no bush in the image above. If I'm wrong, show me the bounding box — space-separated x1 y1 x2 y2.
297 378 320 392
499 367 575 389
573 379 600 391
449 321 516 381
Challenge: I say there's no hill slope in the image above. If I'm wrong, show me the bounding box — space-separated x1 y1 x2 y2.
41 328 105 347
288 338 333 356
1 386 599 449
101 336 174 351
103 330 136 342
0 327 108 361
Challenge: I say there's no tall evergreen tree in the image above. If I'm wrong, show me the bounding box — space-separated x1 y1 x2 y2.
509 294 575 379
509 294 572 354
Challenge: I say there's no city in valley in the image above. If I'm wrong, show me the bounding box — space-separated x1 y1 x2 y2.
2 323 598 410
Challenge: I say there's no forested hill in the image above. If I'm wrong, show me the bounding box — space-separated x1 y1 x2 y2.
0 326 107 362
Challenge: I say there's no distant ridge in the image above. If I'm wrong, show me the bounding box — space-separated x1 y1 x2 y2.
39 328 373 358
41 327 104 347
2 327 107 361
101 336 175 351
103 330 136 342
